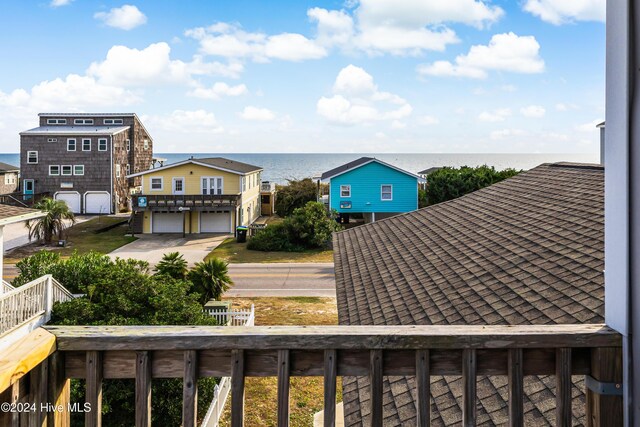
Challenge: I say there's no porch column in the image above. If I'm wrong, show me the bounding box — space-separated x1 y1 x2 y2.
605 1 636 424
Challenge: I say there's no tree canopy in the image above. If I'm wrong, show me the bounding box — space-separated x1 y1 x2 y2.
424 165 520 206
274 178 318 217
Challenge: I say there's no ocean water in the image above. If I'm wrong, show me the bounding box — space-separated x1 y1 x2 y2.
0 152 599 185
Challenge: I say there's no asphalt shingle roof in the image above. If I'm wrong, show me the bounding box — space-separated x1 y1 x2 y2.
0 162 18 172
194 157 263 174
320 157 375 180
20 126 130 135
333 162 604 426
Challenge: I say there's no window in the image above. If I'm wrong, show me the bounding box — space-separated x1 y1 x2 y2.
104 118 123 125
381 184 393 201
49 165 60 176
61 165 72 176
67 138 76 151
98 139 107 151
47 138 57 142
143 139 149 150
150 177 163 191
82 139 91 151
27 151 38 164
126 139 131 151
74 165 84 176
74 119 94 125
242 177 246 191
115 164 121 178
126 164 130 175
46 119 66 125
340 185 351 197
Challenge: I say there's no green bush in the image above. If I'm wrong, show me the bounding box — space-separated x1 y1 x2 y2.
274 178 318 217
425 165 520 206
45 254 218 426
248 201 341 252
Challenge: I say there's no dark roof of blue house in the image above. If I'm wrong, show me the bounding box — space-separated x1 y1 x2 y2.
321 157 424 181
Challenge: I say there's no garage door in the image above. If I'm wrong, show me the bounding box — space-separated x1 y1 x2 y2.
201 211 231 233
55 192 81 213
152 212 184 233
84 192 111 214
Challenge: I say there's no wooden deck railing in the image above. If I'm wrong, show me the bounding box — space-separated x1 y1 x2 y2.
0 324 617 427
131 194 240 209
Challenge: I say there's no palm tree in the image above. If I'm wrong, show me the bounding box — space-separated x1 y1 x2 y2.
26 198 76 244
155 252 188 280
188 258 233 304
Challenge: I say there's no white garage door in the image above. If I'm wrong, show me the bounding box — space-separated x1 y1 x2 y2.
152 212 184 233
55 192 81 213
84 192 111 214
201 211 231 233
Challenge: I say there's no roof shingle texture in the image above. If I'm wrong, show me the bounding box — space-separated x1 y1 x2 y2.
0 204 42 221
333 163 604 426
194 157 262 174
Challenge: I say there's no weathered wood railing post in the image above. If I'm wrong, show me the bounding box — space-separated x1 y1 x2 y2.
47 351 70 427
29 360 47 427
182 350 198 427
586 347 623 427
323 349 337 427
135 351 151 427
556 348 572 427
462 349 477 427
85 351 103 427
415 349 430 427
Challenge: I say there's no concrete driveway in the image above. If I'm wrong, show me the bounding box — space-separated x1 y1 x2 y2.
108 234 230 266
3 215 93 253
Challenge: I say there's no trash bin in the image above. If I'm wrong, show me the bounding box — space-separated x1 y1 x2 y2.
236 226 248 243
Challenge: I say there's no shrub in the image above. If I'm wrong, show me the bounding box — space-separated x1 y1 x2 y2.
188 257 233 303
154 251 188 280
425 165 520 206
274 178 318 217
248 201 341 252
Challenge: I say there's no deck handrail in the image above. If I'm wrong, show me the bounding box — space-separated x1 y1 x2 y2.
3 324 622 427
1 280 14 293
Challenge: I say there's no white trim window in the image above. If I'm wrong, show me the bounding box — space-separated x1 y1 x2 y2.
47 118 66 125
74 165 84 176
67 138 76 151
172 177 185 195
143 139 149 150
104 118 123 125
126 139 131 152
150 177 163 191
115 164 121 178
61 165 72 176
126 164 130 175
242 177 246 192
49 165 60 176
82 139 91 151
47 138 57 142
74 118 94 125
381 184 393 201
202 177 223 195
340 185 351 198
98 138 107 151
27 151 38 164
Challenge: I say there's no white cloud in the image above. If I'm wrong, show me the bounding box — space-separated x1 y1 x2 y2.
240 106 276 121
555 102 578 111
317 65 412 125
501 84 517 92
0 74 140 111
88 43 244 87
523 0 605 24
264 33 327 61
391 120 406 129
188 82 248 100
50 0 73 7
185 23 326 62
490 128 526 140
520 105 546 118
94 5 147 31
308 8 354 47
147 110 224 133
417 32 545 79
478 108 511 122
576 119 603 132
418 115 440 125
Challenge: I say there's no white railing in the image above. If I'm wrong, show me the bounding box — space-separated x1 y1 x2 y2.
205 304 255 326
1 280 14 293
0 275 74 338
200 304 255 427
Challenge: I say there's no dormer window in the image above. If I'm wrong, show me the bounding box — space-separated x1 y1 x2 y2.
74 119 94 125
47 118 66 125
104 118 123 125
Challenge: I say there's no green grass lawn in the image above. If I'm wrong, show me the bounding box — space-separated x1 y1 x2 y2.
5 216 136 262
206 238 334 263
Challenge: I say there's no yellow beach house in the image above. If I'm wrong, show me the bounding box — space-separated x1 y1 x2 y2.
126 157 263 234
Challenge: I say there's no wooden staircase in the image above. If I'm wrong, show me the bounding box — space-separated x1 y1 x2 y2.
128 211 144 235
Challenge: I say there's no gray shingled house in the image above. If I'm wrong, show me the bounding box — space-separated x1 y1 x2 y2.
333 162 604 426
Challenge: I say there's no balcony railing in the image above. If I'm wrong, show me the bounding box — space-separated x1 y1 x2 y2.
0 323 621 427
131 194 240 210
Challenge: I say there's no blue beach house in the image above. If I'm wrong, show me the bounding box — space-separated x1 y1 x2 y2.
320 157 426 223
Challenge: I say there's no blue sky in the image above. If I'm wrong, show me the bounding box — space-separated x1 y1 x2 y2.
0 0 605 153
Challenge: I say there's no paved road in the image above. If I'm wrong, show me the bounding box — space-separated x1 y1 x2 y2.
225 263 336 297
